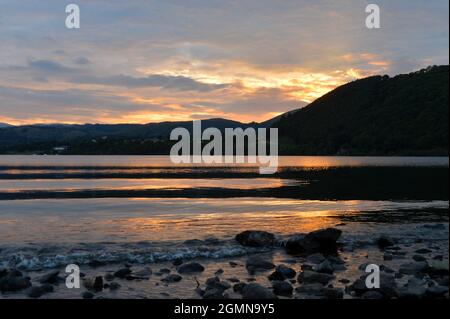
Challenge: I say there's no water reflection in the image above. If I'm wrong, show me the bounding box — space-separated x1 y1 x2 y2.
0 155 448 167
0 178 302 192
0 197 447 244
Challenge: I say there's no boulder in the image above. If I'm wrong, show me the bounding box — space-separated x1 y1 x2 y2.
235 231 275 247
177 262 205 274
314 260 334 274
205 276 231 291
426 260 449 277
37 270 61 284
203 288 226 299
0 268 8 278
412 255 427 262
172 258 183 266
376 236 394 249
0 272 31 292
241 283 277 299
233 282 247 293
306 253 326 264
268 270 285 281
27 286 45 299
415 248 432 254
41 283 54 293
425 285 449 298
286 228 342 254
109 282 121 290
114 268 132 278
84 276 103 292
399 262 428 275
348 273 397 298
275 265 296 279
161 274 182 283
396 278 427 299
321 287 344 299
245 256 275 274
298 270 334 285
133 267 152 279
272 281 293 297
296 283 325 294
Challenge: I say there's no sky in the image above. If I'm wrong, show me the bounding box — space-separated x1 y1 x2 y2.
0 0 448 125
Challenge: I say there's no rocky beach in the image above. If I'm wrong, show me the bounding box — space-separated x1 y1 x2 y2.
1 222 448 300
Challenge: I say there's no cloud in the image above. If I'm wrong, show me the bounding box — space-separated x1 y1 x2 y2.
0 0 448 124
28 60 76 73
69 74 230 92
74 57 91 65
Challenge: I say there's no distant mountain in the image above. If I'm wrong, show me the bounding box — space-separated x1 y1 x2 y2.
274 65 449 156
0 123 13 128
0 118 260 154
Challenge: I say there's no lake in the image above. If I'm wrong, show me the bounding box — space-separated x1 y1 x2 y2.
0 155 447 299
0 155 448 269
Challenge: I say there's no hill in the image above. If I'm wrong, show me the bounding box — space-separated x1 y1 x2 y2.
274 65 449 156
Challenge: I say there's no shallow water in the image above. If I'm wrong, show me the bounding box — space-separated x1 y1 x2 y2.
0 155 448 168
0 155 448 272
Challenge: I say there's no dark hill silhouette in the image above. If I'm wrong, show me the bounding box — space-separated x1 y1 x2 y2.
274 65 449 155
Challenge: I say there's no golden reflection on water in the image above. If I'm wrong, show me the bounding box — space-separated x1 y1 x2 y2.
110 210 343 242
0 178 298 192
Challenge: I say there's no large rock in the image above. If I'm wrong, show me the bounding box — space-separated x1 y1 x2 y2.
321 288 344 299
37 270 61 284
0 268 8 278
425 285 449 298
246 256 275 274
314 260 334 274
205 276 231 291
241 283 277 299
376 236 395 249
396 278 427 299
306 253 326 264
0 272 31 292
275 265 296 279
114 268 132 278
426 260 449 277
161 274 182 283
298 270 334 285
272 281 293 297
296 283 325 294
348 273 397 298
399 262 428 275
177 262 205 274
203 288 227 299
286 228 342 254
27 286 46 299
133 267 152 279
84 276 104 292
235 231 275 247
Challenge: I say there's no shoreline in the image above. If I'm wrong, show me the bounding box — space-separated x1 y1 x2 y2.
1 222 448 299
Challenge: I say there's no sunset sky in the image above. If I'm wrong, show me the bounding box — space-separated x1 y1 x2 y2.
0 0 448 125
